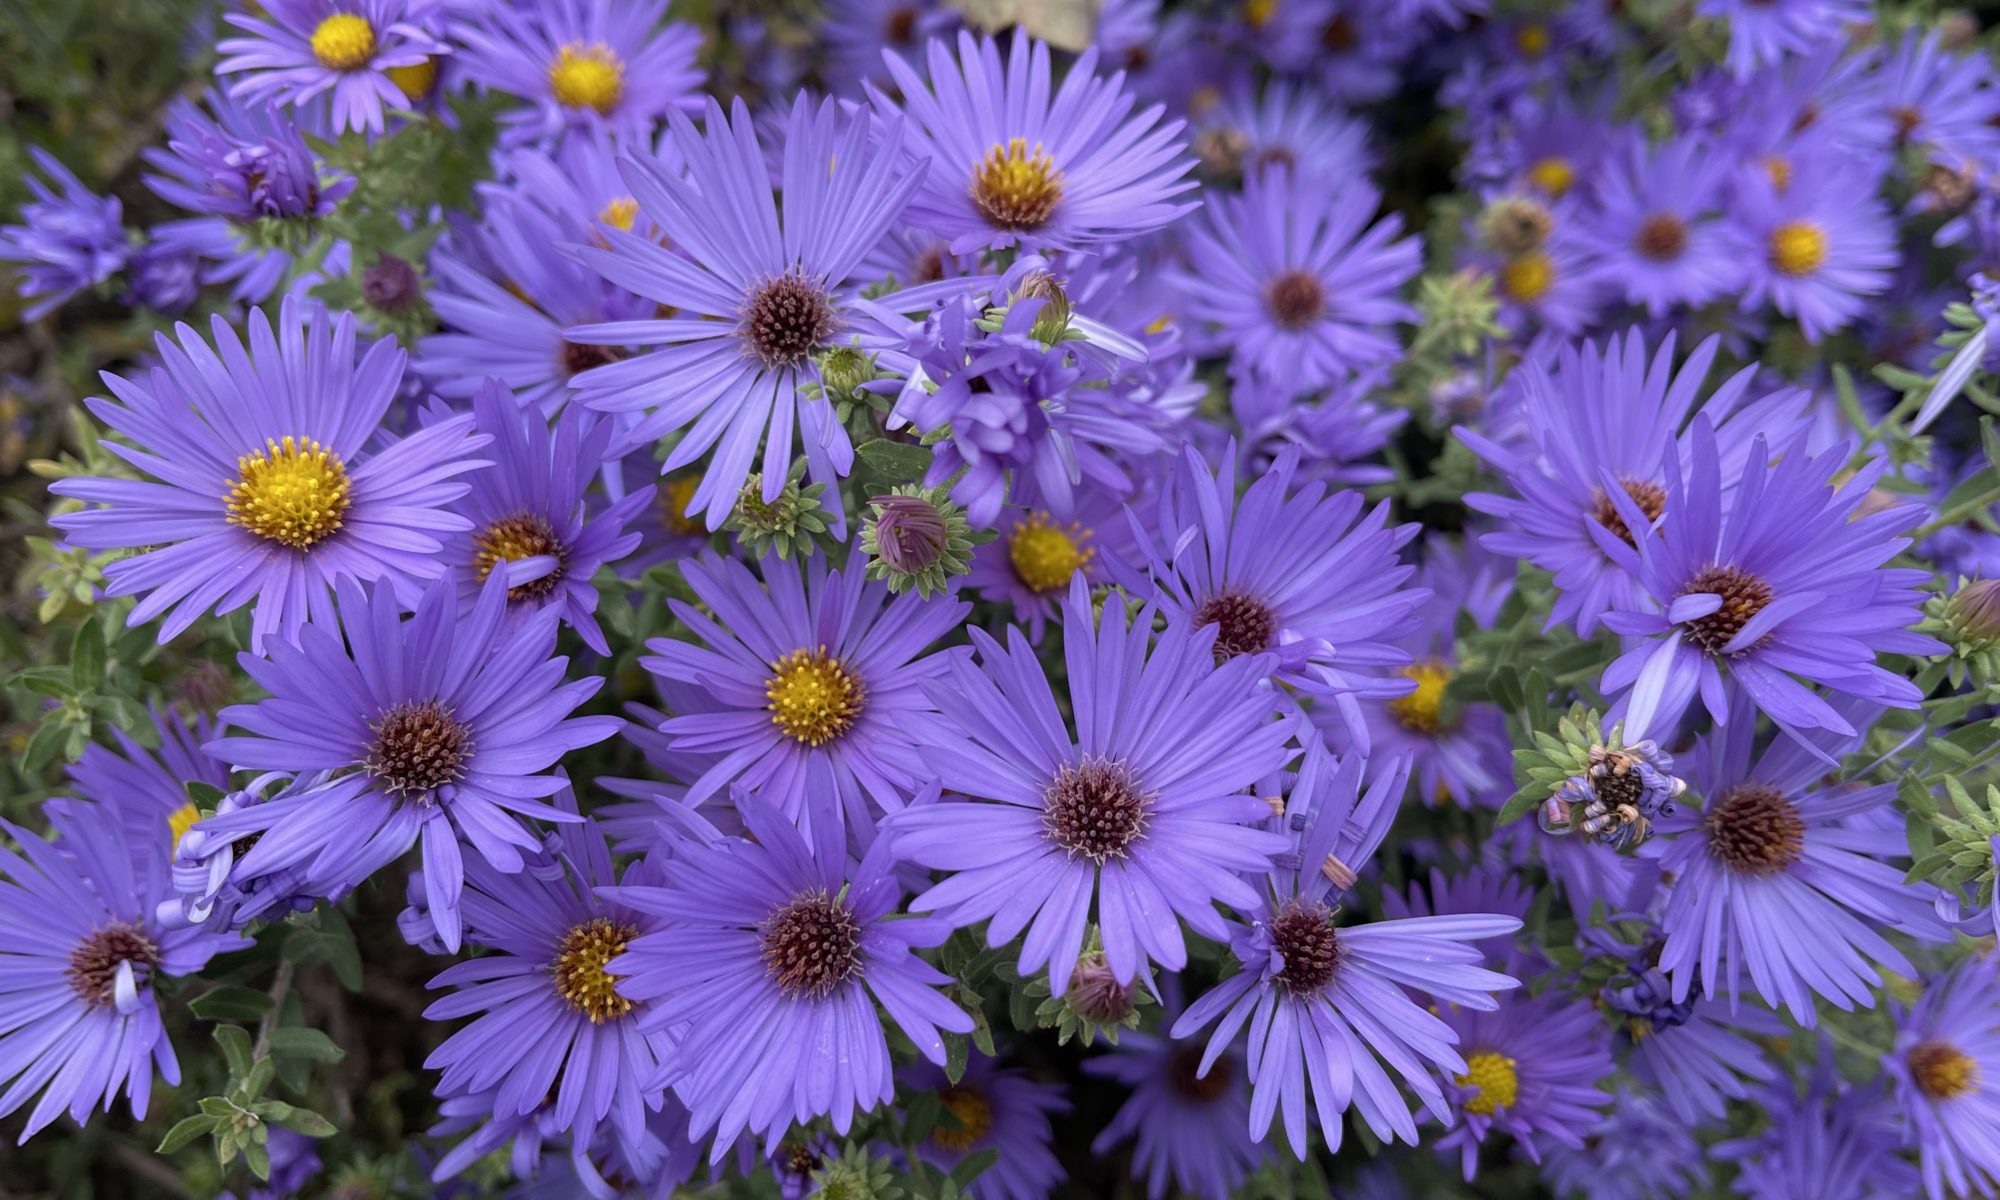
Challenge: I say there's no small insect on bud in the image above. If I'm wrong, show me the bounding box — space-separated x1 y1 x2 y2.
1479 195 1554 258
361 253 421 314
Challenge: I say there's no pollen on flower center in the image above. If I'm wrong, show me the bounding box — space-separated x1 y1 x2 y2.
310 13 376 71
68 922 163 1007
553 917 639 1024
364 699 473 799
1703 783 1805 875
1042 755 1154 863
761 888 863 999
549 43 624 113
931 1086 994 1152
226 436 352 551
1264 269 1326 330
385 58 437 100
971 138 1065 232
1528 156 1575 198
1457 1051 1520 1115
1679 563 1775 654
1501 252 1555 303
169 801 201 851
1769 220 1828 277
473 511 568 602
743 272 838 369
1635 213 1689 261
1008 512 1093 593
1193 591 1276 662
1270 899 1340 996
659 475 707 537
1590 478 1668 547
766 648 865 747
599 196 639 232
1908 1039 1981 1100
1389 659 1454 734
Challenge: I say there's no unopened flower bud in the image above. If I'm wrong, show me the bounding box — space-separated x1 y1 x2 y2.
361 253 420 313
868 493 949 575
1950 579 2000 642
1015 270 1072 343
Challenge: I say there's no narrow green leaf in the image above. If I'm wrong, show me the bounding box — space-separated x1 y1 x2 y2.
948 1149 999 1188
213 1024 255 1079
70 614 105 690
192 986 276 1023
156 1114 218 1154
265 1026 345 1064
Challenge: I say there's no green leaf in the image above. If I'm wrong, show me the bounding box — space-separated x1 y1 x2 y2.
947 1149 999 1189
213 1024 255 1079
183 780 228 808
1497 786 1544 826
192 985 276 1023
254 1101 338 1137
10 665 76 698
943 1032 969 1085
242 1056 277 1100
244 1138 271 1181
265 1026 345 1064
903 1087 941 1142
1899 772 1938 819
23 716 70 773
853 438 932 483
69 614 105 690
156 1114 218 1154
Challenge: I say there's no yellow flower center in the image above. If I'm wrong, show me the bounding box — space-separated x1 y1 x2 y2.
766 649 865 747
226 436 352 550
1457 1051 1519 1116
309 13 376 71
1909 1040 1981 1101
1527 156 1574 199
1008 512 1092 593
971 139 1065 232
385 58 437 100
1515 22 1550 58
659 476 707 537
931 1086 994 1153
169 802 201 852
1769 220 1827 277
549 43 624 114
1388 659 1453 733
472 512 566 602
599 196 639 233
553 917 639 1024
1501 251 1555 303
1244 0 1276 28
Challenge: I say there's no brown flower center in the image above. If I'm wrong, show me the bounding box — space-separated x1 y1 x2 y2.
68 923 163 1007
931 1086 994 1152
1635 214 1689 261
1908 1040 1981 1100
1264 269 1326 330
473 512 567 601
1042 756 1153 863
1590 479 1667 547
364 699 473 799
1168 1043 1234 1102
1193 591 1276 662
761 889 863 999
1679 564 1775 655
1271 900 1340 996
742 272 837 369
1703 783 1804 875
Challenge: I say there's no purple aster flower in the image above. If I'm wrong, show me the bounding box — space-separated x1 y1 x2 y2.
1461 329 1808 639
49 298 486 651
1171 739 1521 1155
1575 134 1750 316
218 0 449 134
963 490 1137 642
65 705 227 852
1646 707 1945 1024
1600 420 1942 742
1431 991 1614 1180
1696 0 1866 78
1172 165 1419 390
0 799 243 1140
871 30 1197 255
639 549 967 847
0 147 129 320
882 287 1161 529
439 381 647 655
1884 957 2000 1200
1715 1050 1922 1200
1084 1020 1272 1200
423 812 673 1158
567 95 927 531
1230 375 1407 489
1478 209 1604 337
143 91 353 225
1731 152 1898 342
1251 0 1417 105
891 579 1294 993
428 1085 698 1198
419 195 652 416
901 1056 1067 1200
1380 866 1533 972
201 574 619 952
1118 442 1427 751
818 0 959 94
125 239 201 315
1540 1086 1706 1200
1873 31 2000 172
607 800 973 1161
455 0 703 149
1191 79 1377 188
166 772 343 933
